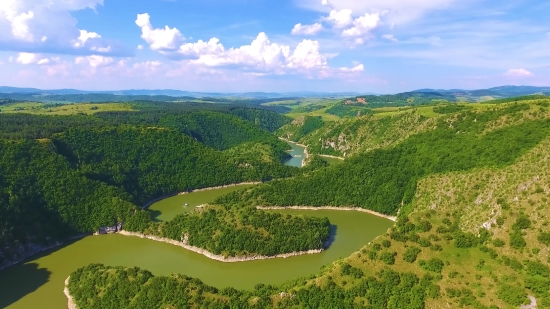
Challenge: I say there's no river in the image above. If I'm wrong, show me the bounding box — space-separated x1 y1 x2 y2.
0 144 388 309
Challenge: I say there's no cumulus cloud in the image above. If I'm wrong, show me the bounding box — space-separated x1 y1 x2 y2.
341 13 381 38
135 13 184 51
75 55 114 67
326 9 354 28
291 23 324 35
339 64 364 72
505 68 534 77
15 52 54 65
298 0 459 25
0 0 130 56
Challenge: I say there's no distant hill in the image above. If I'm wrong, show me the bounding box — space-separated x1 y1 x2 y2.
414 85 550 98
0 86 366 100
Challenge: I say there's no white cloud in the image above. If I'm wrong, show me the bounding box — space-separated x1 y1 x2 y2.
287 40 327 69
15 52 51 64
298 0 460 25
179 38 225 59
505 68 534 77
291 23 324 35
136 13 184 51
339 64 364 72
0 0 129 56
382 34 399 42
137 45 143 50
73 30 101 48
326 9 353 28
341 13 381 38
75 55 114 67
10 11 34 41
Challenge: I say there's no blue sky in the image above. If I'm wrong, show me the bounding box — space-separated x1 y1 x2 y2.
0 0 548 93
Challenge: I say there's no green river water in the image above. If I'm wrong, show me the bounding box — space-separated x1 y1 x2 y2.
0 143 391 309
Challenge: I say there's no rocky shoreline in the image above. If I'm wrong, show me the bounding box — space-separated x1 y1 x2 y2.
318 154 345 160
256 206 397 222
64 277 77 309
118 230 325 262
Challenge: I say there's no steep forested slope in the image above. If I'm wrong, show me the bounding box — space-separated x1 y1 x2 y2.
69 99 550 309
227 106 550 215
0 139 136 266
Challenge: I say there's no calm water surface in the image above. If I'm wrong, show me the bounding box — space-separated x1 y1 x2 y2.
0 142 389 309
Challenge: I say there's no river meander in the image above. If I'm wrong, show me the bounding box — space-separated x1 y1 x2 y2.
0 143 390 309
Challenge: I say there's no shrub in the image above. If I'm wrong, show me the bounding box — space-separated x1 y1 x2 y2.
497 284 528 306
454 231 478 248
510 231 527 249
417 220 433 232
513 214 532 230
379 251 397 265
492 238 505 247
341 263 364 279
419 258 445 273
403 247 422 263
418 238 432 247
537 232 550 245
381 240 392 248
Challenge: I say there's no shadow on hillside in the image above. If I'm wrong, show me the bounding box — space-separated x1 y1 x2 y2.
0 262 51 308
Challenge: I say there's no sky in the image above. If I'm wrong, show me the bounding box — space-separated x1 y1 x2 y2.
0 0 549 93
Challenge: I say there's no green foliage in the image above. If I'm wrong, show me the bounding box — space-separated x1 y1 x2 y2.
510 230 527 249
340 263 364 279
379 251 397 265
492 238 505 247
454 231 479 248
433 105 471 114
403 247 422 263
512 213 532 230
497 284 528 306
224 116 550 215
126 206 331 257
276 116 324 142
419 258 445 273
537 232 550 245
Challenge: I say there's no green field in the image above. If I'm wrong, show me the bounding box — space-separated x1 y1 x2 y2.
0 102 133 115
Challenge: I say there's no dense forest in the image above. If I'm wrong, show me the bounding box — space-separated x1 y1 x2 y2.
221 105 550 215
0 104 328 268
125 205 331 257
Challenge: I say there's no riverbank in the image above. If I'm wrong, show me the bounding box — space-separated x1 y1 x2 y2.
142 182 262 209
319 154 345 160
178 182 261 195
0 234 89 271
64 277 77 309
118 230 325 262
257 206 397 222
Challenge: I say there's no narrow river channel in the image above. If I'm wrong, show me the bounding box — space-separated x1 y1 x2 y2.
0 142 390 309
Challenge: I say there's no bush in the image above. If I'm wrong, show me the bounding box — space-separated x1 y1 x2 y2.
537 232 550 245
510 231 527 249
417 220 433 232
418 238 432 247
341 263 364 279
419 258 445 273
403 247 422 263
513 214 532 230
492 238 505 247
497 284 528 306
382 240 392 248
454 231 478 248
379 251 397 265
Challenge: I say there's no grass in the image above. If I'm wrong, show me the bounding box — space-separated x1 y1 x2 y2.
0 102 133 115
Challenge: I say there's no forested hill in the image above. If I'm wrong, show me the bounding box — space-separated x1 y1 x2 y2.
221 103 550 215
0 103 303 267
